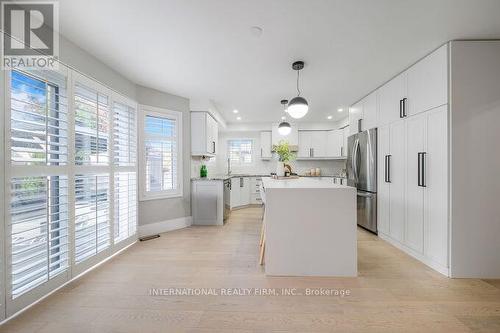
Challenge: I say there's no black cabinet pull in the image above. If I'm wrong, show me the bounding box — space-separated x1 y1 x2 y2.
418 152 427 187
358 118 362 132
212 141 216 154
402 98 408 117
385 155 392 183
399 100 403 118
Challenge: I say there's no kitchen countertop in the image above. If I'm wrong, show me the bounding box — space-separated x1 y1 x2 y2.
191 174 346 181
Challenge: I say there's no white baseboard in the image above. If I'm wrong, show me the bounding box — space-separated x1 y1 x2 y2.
378 232 450 277
138 216 192 237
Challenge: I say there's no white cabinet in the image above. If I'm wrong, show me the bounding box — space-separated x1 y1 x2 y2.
405 113 426 253
348 102 363 135
298 130 339 158
192 180 223 225
362 91 378 131
250 177 263 204
272 123 298 147
297 131 312 158
377 106 449 271
260 131 272 159
423 106 448 267
349 92 378 135
388 120 406 243
342 126 349 157
310 131 327 157
326 130 343 157
378 72 407 127
191 112 218 156
407 45 448 117
377 125 391 235
230 177 250 208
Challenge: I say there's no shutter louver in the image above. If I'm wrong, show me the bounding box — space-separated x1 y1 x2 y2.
114 172 137 242
74 174 110 264
113 102 136 166
74 84 109 166
10 71 68 166
10 176 69 298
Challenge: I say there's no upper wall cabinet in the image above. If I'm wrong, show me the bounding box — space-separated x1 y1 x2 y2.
349 91 378 135
191 112 218 156
407 45 448 117
272 123 298 148
348 102 363 135
362 91 378 131
260 131 272 159
378 72 408 127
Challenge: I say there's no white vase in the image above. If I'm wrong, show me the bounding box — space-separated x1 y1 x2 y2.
276 161 285 177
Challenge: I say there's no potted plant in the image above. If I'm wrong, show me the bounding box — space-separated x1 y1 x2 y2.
273 140 296 177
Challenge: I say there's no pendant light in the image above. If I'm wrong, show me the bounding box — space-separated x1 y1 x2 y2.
278 99 291 136
288 61 309 119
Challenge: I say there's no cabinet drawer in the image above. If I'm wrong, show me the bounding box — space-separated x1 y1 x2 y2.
250 193 263 205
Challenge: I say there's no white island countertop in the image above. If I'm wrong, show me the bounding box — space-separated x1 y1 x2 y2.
261 177 357 277
262 177 349 189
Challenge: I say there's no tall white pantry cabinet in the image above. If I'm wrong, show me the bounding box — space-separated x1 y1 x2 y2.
359 41 500 278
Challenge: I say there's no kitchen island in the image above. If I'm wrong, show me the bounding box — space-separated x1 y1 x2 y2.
261 177 357 277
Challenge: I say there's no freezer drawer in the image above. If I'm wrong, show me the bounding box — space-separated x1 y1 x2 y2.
357 191 377 234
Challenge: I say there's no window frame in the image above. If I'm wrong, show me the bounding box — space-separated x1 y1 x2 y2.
227 138 254 166
139 105 183 201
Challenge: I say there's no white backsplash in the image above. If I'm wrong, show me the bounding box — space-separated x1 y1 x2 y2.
190 131 346 178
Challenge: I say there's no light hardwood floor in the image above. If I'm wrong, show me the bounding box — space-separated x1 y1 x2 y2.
1 207 500 332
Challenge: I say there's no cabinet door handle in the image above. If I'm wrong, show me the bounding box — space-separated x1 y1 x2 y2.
261 148 263 157
402 98 408 117
385 155 392 183
399 100 403 118
341 147 343 156
213 141 216 154
418 152 426 187
358 118 362 132
240 177 243 187
311 148 314 157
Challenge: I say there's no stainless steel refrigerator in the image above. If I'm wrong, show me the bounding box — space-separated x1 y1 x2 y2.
346 128 377 233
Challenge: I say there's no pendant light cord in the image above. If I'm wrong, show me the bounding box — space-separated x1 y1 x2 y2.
296 70 301 96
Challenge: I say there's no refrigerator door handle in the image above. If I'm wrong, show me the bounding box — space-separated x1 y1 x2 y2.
353 139 360 181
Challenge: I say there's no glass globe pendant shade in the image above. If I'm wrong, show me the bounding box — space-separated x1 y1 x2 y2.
278 121 292 136
287 96 309 119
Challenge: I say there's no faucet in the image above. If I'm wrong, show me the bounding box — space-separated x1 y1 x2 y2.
227 158 231 176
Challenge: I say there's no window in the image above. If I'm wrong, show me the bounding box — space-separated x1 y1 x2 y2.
140 106 182 200
114 102 136 166
113 100 137 243
8 70 69 298
10 176 69 298
74 83 109 165
10 71 68 166
74 174 110 264
228 139 253 165
5 68 138 315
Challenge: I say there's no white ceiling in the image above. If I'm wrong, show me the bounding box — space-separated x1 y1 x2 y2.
58 0 500 123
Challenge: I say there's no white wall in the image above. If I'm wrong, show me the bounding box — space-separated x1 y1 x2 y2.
449 41 500 278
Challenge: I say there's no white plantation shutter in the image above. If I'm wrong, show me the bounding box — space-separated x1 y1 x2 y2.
141 109 182 200
4 68 138 318
10 71 68 166
10 176 69 298
114 172 137 242
228 139 253 165
74 83 109 166
74 174 110 264
114 102 136 166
